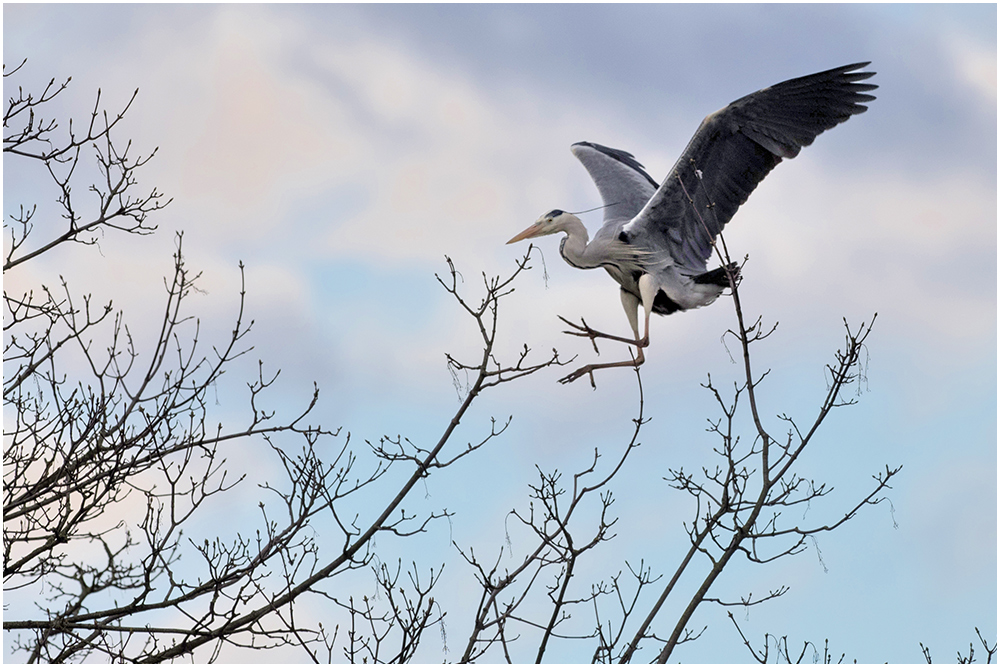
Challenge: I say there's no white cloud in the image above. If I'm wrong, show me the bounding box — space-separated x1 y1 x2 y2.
6 6 995 664
11 3 994 401
714 156 996 344
941 30 997 112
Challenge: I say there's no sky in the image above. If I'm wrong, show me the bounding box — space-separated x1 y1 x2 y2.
3 3 996 664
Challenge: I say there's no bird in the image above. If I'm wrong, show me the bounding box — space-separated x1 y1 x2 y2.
506 62 877 387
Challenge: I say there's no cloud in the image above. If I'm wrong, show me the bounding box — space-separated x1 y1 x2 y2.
5 6 995 665
8 4 994 402
307 40 572 265
937 19 997 113
729 159 996 343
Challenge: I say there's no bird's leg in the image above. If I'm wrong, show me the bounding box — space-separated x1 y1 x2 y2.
637 273 657 348
558 315 645 349
559 281 656 388
559 348 644 388
559 282 654 351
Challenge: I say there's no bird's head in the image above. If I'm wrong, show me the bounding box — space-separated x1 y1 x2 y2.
506 210 580 245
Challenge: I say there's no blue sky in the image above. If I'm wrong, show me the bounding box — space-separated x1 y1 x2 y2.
4 4 996 663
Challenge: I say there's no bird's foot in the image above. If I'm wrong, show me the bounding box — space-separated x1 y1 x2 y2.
557 315 643 352
559 353 643 389
559 364 599 388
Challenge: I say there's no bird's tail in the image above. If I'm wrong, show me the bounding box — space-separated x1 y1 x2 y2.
692 263 740 287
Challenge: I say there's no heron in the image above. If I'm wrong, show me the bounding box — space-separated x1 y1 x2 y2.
507 62 877 386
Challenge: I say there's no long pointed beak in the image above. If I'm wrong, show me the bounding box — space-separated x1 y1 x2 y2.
506 221 544 245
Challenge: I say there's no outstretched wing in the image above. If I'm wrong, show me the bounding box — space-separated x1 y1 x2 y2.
625 62 877 273
571 142 659 225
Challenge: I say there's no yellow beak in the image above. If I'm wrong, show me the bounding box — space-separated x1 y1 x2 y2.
506 221 544 245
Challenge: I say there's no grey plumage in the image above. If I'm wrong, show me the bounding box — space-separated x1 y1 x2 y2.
507 62 877 384
623 61 876 275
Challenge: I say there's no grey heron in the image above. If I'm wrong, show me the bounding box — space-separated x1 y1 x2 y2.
507 62 877 386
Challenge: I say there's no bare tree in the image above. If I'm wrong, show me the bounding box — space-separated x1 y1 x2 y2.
447 177 903 663
3 61 564 663
604 175 899 664
8 61 965 665
454 358 647 663
921 628 997 665
448 272 899 662
728 620 851 665
727 625 997 665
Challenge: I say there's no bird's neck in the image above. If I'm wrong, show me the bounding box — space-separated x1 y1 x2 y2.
557 216 600 270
